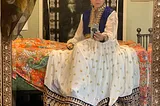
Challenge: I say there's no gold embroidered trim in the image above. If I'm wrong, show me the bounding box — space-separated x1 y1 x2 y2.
89 3 106 27
44 86 140 106
85 34 91 39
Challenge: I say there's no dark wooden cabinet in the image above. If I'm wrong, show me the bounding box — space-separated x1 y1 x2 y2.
14 90 43 106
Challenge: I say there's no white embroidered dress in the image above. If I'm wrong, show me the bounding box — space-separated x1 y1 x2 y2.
44 11 140 106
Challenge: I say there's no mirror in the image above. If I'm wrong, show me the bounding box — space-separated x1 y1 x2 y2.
1 0 160 106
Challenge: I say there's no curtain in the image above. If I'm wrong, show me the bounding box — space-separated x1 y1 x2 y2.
1 0 37 40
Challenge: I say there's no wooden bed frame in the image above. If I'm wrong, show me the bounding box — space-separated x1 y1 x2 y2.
136 28 153 50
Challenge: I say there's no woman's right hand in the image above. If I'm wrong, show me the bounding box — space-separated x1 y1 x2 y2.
67 43 74 50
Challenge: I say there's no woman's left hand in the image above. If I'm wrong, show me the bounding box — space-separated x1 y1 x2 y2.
93 32 105 42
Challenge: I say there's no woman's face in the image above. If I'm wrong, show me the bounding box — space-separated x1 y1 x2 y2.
90 0 105 9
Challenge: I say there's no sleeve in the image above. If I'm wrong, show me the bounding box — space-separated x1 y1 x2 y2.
67 15 85 45
102 11 118 40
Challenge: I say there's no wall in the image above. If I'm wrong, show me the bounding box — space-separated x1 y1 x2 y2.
125 0 153 42
20 0 39 38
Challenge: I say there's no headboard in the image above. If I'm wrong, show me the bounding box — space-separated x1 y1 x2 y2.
136 28 153 50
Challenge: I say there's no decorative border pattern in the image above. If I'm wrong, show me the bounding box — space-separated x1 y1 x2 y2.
2 37 12 106
152 0 160 106
0 0 2 104
43 86 140 106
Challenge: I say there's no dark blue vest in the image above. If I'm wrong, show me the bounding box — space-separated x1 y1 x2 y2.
83 7 113 36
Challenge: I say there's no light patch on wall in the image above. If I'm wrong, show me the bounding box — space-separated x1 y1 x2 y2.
22 22 28 31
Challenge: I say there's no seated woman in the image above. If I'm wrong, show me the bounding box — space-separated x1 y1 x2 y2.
44 0 140 105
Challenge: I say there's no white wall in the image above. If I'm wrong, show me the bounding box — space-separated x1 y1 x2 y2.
125 0 153 42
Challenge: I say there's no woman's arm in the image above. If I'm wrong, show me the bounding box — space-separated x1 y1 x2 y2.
102 11 118 40
67 15 85 45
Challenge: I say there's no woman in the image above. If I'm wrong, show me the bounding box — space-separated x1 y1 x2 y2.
44 0 140 105
67 0 117 49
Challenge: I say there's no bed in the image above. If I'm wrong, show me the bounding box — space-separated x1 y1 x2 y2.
12 38 67 105
12 38 150 106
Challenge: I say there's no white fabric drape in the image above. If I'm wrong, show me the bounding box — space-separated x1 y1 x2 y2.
44 38 140 106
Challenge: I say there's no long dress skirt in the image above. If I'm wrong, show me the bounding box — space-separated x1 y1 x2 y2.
44 38 140 106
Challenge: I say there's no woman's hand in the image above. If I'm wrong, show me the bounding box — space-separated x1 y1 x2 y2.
67 43 74 50
93 32 108 42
